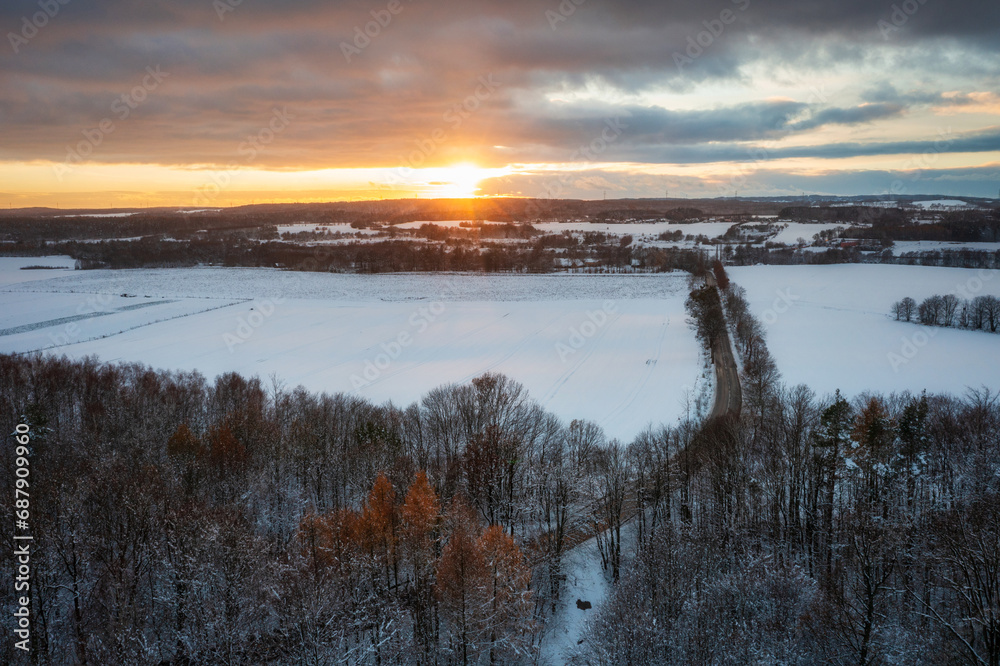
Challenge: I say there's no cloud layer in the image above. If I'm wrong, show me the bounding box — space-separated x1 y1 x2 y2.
1 0 999 200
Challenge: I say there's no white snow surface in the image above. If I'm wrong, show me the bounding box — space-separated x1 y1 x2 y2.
389 220 733 239
0 256 76 286
770 223 847 245
729 265 1000 400
390 220 505 229
892 241 1000 254
914 199 969 209
56 212 135 218
1 261 706 441
277 223 377 235
533 221 732 239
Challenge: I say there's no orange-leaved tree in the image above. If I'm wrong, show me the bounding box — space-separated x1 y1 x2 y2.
400 471 440 571
363 472 398 588
436 497 487 665
400 471 441 657
478 525 534 663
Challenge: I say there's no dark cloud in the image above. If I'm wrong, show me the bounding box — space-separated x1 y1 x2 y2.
861 84 945 106
601 127 1000 165
790 103 905 131
0 0 998 179
483 164 1000 200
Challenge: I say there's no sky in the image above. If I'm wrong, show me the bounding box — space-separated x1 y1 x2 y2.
1 0 999 208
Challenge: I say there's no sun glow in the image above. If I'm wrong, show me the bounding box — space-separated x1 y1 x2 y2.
419 162 497 198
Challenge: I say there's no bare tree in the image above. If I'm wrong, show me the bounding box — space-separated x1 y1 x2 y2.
940 294 961 327
918 295 944 326
594 443 629 582
892 296 917 322
978 295 1000 332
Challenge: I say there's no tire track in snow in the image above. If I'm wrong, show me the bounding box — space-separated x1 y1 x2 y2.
538 310 623 406
0 300 178 337
450 311 567 386
327 307 521 389
15 300 247 355
599 314 670 428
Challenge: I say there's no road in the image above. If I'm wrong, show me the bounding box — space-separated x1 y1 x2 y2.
705 273 742 420
528 272 741 564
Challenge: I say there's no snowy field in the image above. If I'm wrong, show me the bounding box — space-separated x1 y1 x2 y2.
770 223 848 245
533 221 732 239
0 256 75 286
0 260 709 440
913 199 970 209
390 219 505 229
277 223 380 235
56 212 135 218
891 240 1000 254
389 220 733 239
729 265 1000 400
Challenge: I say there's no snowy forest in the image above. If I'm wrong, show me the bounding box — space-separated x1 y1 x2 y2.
2 282 999 664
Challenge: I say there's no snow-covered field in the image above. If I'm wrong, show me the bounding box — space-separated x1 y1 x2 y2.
534 221 732 239
0 260 709 440
56 212 135 218
892 240 1000 254
729 265 1000 400
387 220 735 240
770 223 847 245
0 256 76 286
277 222 377 235
914 199 970 209
390 219 505 229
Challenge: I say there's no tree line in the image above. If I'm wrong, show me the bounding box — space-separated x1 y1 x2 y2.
892 293 1000 332
51 236 708 275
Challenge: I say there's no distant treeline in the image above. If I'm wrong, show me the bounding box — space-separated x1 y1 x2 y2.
53 236 708 274
728 244 1000 270
778 206 1000 243
779 205 913 226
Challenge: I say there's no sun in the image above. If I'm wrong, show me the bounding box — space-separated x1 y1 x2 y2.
423 162 492 198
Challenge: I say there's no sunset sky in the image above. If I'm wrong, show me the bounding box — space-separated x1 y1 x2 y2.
2 0 999 208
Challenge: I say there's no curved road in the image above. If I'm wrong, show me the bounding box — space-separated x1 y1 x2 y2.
705 273 742 420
